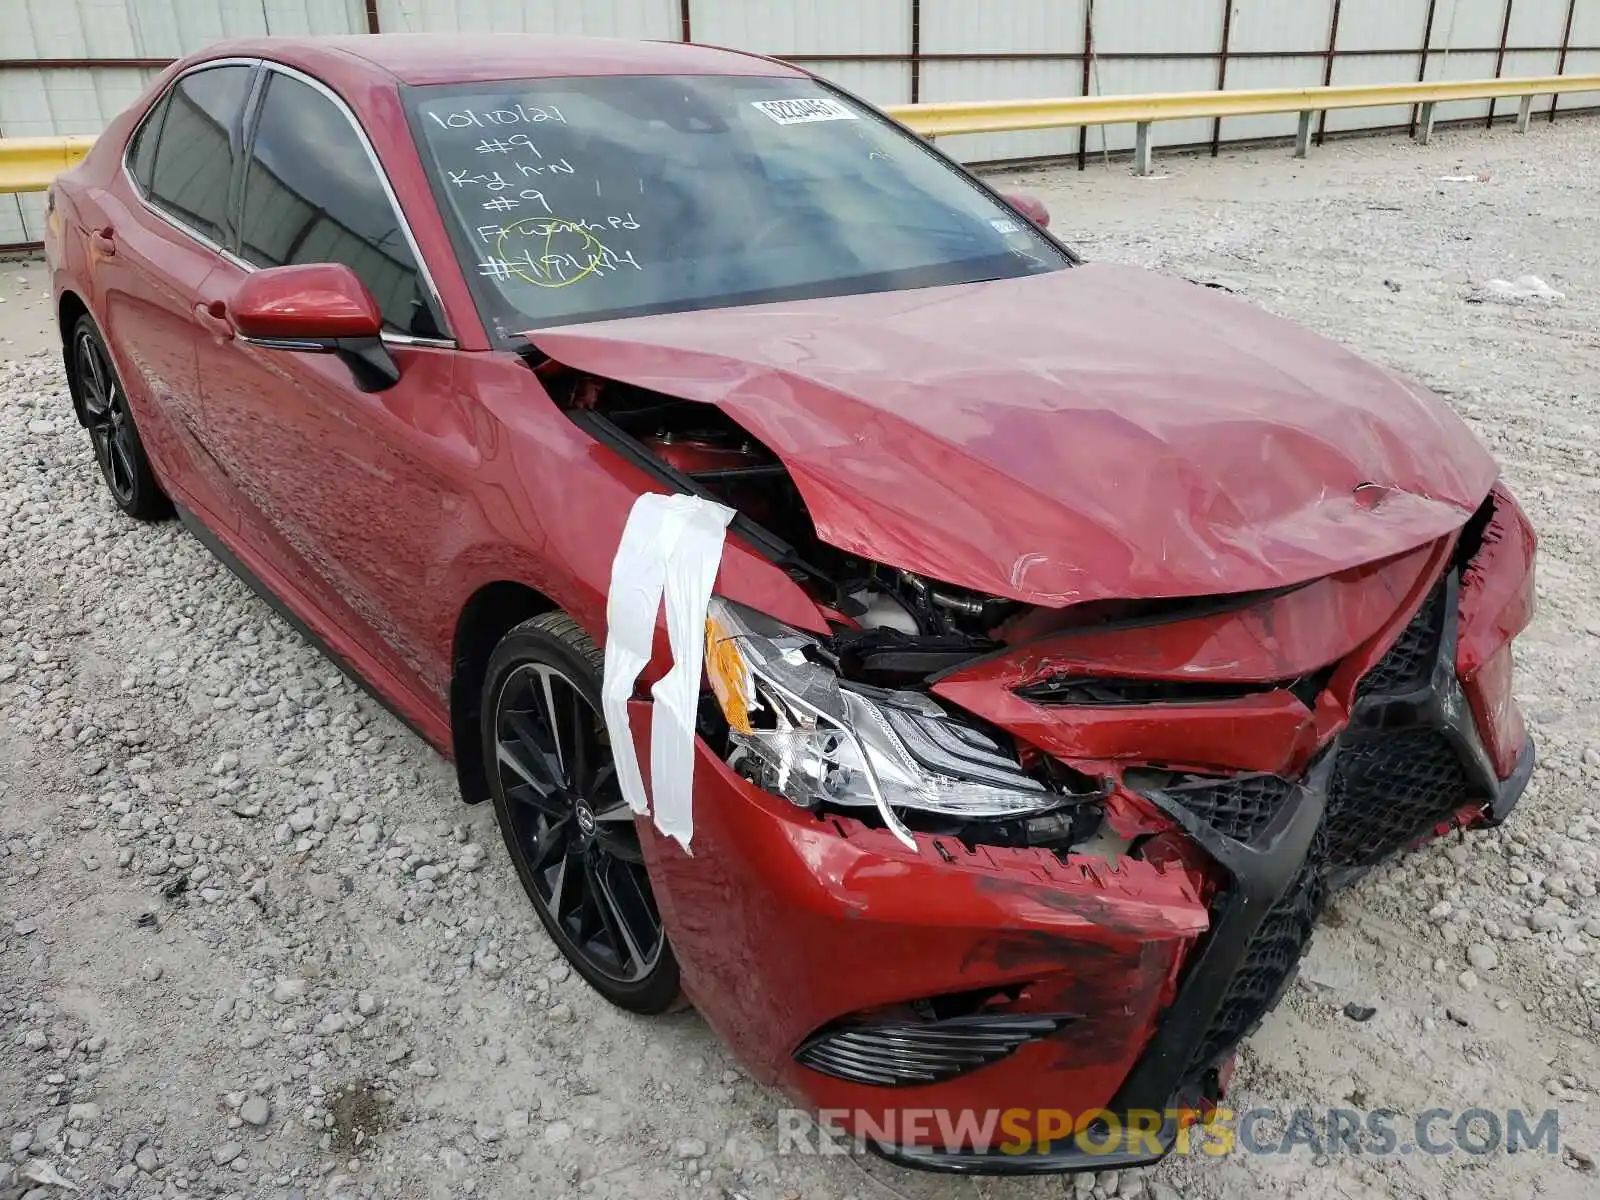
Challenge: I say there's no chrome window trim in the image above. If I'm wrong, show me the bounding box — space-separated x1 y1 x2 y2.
259 62 455 344
380 332 456 348
241 331 456 351
120 57 261 273
119 56 459 349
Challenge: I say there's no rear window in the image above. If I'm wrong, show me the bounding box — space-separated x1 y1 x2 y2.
405 74 1067 341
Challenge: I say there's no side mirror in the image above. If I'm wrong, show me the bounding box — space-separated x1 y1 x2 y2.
230 263 399 391
1000 191 1050 230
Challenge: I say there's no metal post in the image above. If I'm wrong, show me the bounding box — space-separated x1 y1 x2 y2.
1211 1 1234 157
679 0 692 41
1295 110 1314 158
1552 0 1577 121
1488 0 1514 128
1417 101 1436 145
909 0 922 105
1316 0 1343 146
363 0 380 34
1411 0 1438 137
1134 121 1153 175
1078 0 1094 171
1516 94 1534 132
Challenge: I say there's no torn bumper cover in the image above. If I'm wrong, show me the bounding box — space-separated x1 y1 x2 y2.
617 482 1535 1173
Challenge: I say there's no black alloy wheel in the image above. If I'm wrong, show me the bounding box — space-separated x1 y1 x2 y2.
70 315 169 520
481 613 681 1014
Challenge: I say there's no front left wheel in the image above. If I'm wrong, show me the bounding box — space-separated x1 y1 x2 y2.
481 613 682 1014
70 314 171 521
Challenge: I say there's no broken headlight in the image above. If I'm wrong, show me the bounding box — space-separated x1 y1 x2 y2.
704 598 1061 848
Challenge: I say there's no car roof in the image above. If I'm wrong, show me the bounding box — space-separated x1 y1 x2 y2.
191 33 806 87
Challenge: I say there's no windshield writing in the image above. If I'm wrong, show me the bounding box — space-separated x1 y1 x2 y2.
407 75 1068 338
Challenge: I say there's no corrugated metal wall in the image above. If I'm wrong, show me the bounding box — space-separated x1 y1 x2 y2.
0 0 370 243
5 0 1596 244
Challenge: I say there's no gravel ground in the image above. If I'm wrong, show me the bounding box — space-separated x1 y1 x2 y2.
4 117 1600 1200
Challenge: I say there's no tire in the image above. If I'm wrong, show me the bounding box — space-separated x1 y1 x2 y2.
69 314 171 521
481 612 682 1014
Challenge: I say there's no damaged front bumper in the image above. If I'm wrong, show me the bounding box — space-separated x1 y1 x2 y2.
629 487 1536 1174
634 731 1216 1157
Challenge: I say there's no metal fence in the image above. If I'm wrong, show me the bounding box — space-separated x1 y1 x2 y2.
5 1 1600 246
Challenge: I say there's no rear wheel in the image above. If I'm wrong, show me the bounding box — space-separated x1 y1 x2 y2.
70 315 170 520
481 613 681 1014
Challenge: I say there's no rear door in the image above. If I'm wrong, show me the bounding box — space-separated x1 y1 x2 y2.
192 64 472 706
91 61 257 529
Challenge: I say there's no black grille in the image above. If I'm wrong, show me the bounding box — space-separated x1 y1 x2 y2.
1327 580 1480 873
1188 835 1326 1073
1356 587 1444 699
1325 729 1474 869
1108 567 1522 1114
796 1013 1073 1088
1165 774 1296 844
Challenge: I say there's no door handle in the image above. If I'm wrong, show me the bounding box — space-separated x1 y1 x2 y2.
91 226 116 257
193 301 234 340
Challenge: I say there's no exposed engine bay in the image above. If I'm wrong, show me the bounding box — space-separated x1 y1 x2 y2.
539 363 1114 853
552 369 1015 644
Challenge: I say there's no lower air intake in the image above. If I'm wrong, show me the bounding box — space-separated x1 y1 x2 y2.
795 1013 1073 1088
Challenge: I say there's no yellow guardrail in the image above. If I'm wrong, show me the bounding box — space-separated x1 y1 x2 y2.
0 135 96 194
884 73 1600 173
0 73 1596 194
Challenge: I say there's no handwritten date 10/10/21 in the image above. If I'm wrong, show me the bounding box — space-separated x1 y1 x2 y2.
426 102 566 129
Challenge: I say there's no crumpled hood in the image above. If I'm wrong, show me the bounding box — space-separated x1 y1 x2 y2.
531 263 1496 605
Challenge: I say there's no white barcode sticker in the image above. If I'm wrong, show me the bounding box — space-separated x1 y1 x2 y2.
751 98 859 125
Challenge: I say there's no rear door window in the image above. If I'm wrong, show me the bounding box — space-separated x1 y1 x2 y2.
237 70 442 337
125 91 169 193
146 65 254 247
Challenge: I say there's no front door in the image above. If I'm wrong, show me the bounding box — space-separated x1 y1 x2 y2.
191 66 475 718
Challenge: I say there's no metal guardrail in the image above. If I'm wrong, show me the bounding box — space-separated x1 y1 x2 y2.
885 73 1600 174
0 74 1596 195
0 135 96 194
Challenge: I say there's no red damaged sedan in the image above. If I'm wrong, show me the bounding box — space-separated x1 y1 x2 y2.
47 33 1535 1172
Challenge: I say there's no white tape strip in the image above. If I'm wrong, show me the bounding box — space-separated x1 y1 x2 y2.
601 493 735 853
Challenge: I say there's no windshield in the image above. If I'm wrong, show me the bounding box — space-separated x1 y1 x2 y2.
404 74 1069 340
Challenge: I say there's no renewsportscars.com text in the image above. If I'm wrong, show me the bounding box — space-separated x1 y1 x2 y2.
777 1106 1563 1159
